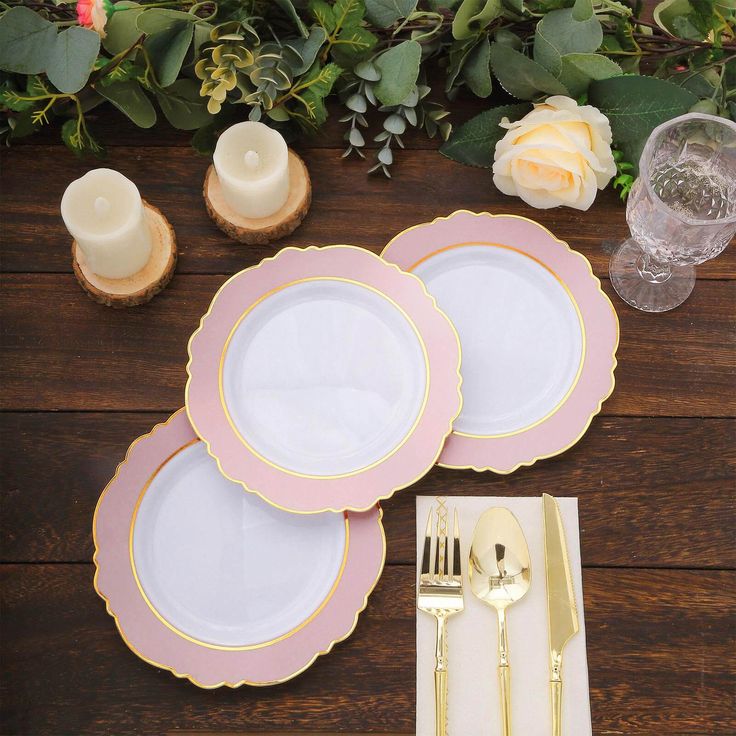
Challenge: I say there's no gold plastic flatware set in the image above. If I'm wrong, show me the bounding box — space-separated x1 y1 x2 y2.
418 494 579 736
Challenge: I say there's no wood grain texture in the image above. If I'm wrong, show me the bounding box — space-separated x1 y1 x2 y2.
2 56 736 736
1 413 734 568
2 146 735 279
1 273 734 415
1 565 734 736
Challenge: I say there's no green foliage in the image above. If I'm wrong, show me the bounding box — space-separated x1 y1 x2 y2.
46 27 101 94
156 79 211 129
0 0 732 182
103 2 145 55
365 0 418 27
374 40 421 105
138 10 195 87
611 149 634 200
97 79 156 127
589 75 698 171
440 102 531 166
490 43 568 99
0 7 56 75
452 0 503 40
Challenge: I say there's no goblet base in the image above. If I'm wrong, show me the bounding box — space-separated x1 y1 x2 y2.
609 239 696 313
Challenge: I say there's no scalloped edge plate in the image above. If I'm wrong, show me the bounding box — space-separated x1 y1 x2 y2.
382 211 619 473
93 409 386 688
185 245 463 513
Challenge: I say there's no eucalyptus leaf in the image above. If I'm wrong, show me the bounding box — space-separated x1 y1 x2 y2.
533 8 603 76
589 75 698 171
0 7 56 75
136 8 195 33
440 102 531 166
354 60 380 81
374 40 421 106
103 2 144 55
494 28 522 50
463 35 492 98
346 93 367 112
142 18 194 88
349 127 365 145
558 53 622 97
290 27 327 74
572 0 594 21
273 0 309 37
384 113 406 133
452 0 503 40
378 146 393 165
155 79 211 129
365 0 417 27
46 27 100 94
97 79 156 127
490 43 568 100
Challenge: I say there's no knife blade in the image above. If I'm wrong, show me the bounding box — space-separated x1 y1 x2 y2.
543 493 579 736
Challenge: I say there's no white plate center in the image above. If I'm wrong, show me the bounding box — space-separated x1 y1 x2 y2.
221 279 427 476
132 442 347 647
414 245 583 436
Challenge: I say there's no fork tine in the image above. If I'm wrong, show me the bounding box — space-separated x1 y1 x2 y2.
433 507 441 578
453 508 462 579
421 506 433 576
442 510 449 580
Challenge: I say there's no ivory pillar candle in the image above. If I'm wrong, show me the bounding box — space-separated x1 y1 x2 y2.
212 121 290 219
61 168 152 280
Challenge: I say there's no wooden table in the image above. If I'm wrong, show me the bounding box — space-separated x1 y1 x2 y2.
1 106 734 736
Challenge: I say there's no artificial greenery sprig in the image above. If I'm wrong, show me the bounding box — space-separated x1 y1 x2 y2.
0 0 733 181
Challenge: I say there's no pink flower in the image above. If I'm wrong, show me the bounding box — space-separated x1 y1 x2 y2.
76 0 113 37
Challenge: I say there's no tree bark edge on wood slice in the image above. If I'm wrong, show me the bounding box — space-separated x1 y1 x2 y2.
203 150 311 245
71 200 177 308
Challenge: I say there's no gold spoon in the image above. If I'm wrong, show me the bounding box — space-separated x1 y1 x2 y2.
469 508 531 736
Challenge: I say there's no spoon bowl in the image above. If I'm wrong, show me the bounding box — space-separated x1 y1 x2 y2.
469 507 531 610
469 507 531 736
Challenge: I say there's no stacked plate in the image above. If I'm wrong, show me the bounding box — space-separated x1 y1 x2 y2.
93 210 618 687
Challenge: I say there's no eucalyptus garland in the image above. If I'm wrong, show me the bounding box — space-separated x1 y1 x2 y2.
0 0 734 178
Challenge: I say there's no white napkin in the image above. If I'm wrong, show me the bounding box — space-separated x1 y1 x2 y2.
416 496 591 736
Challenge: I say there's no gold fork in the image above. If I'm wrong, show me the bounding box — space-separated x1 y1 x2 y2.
418 503 464 736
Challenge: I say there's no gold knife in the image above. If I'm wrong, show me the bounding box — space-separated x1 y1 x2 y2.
543 494 580 736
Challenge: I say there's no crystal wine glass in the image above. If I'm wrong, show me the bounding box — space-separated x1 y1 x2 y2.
609 113 736 312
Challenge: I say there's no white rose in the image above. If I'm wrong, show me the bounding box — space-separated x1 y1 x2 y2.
492 95 617 211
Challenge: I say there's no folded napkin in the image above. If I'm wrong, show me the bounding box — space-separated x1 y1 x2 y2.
416 496 591 736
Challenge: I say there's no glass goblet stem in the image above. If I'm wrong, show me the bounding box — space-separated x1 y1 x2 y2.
636 251 672 284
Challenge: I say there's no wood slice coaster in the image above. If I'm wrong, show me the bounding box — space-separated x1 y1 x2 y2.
203 149 311 245
71 200 177 308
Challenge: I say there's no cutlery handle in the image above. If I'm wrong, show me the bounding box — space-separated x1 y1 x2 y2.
497 609 511 736
434 615 448 736
498 664 511 736
434 668 447 736
550 678 562 736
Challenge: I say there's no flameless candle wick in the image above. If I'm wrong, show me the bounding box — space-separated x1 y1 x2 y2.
94 196 111 217
244 150 260 172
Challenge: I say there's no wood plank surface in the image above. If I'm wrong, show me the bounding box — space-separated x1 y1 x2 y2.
2 273 734 415
1 565 733 736
2 146 735 279
1 413 734 568
2 57 735 736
